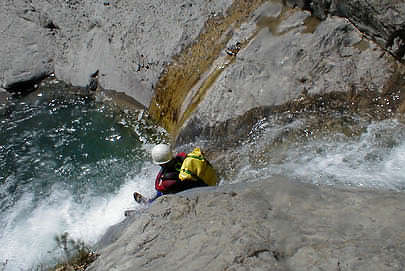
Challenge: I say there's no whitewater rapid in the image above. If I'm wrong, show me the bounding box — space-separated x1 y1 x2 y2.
1 90 405 270
0 89 166 270
0 163 159 270
232 117 405 191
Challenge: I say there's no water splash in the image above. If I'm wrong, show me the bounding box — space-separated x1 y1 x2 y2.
0 91 164 270
289 119 405 190
0 163 158 270
224 115 405 191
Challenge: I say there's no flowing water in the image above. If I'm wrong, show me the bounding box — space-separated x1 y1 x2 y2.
1 84 405 270
0 85 166 270
225 113 405 191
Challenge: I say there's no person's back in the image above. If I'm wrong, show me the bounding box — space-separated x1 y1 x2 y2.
133 144 208 204
154 151 207 194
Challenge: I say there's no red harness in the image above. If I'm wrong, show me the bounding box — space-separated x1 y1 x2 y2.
154 153 186 193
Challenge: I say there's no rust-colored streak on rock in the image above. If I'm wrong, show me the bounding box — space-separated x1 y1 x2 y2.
149 0 266 137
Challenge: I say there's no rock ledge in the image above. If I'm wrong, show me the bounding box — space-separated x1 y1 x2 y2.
89 177 405 271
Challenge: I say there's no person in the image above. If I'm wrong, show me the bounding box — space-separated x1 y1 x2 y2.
133 144 208 204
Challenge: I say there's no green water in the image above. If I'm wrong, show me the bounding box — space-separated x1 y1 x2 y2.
1 93 143 205
0 83 166 270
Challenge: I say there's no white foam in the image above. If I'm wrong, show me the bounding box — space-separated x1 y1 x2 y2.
0 162 159 270
265 119 405 190
229 119 405 191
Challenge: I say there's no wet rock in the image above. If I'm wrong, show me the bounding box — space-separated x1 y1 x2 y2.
88 177 405 271
0 88 11 116
177 2 400 145
2 0 404 109
0 88 11 102
87 70 99 92
225 42 242 56
147 0 267 134
286 0 405 60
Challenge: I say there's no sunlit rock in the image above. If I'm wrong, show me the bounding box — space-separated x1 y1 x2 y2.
89 177 405 271
176 1 403 146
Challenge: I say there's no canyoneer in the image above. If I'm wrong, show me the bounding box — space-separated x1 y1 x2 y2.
133 143 218 204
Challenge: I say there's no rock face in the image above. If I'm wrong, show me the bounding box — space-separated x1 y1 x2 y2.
176 0 405 145
287 0 405 60
53 0 233 107
89 177 405 271
1 0 404 113
0 0 232 105
2 1 405 269
0 0 54 91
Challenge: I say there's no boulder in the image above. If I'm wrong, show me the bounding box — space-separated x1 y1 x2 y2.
88 177 405 271
0 0 54 92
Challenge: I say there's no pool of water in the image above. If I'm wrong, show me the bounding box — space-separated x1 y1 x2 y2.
0 85 165 270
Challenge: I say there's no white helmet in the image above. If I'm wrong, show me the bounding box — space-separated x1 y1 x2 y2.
151 144 173 165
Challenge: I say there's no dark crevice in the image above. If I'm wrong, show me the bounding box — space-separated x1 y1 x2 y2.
386 28 405 60
43 20 59 30
288 1 404 60
271 250 285 261
248 249 270 258
302 0 312 12
6 74 49 97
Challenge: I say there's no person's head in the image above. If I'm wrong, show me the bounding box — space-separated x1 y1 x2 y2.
151 144 173 166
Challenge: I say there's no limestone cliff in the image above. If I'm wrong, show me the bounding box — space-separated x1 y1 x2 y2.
175 0 405 145
2 0 405 134
1 0 405 270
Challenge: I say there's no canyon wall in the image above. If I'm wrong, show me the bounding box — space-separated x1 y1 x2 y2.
2 1 405 270
2 1 405 136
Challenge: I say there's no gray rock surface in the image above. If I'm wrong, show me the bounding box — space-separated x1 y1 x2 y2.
0 0 232 106
53 0 232 106
1 0 404 108
286 0 405 59
89 177 405 271
0 0 54 91
1 1 405 270
176 1 400 144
